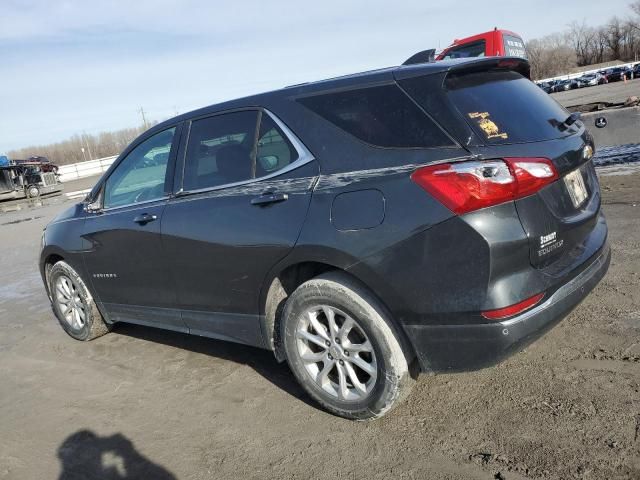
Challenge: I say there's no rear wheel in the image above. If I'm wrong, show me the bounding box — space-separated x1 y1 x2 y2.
282 272 414 420
48 261 110 341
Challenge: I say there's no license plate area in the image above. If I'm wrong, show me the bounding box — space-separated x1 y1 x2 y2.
564 169 588 208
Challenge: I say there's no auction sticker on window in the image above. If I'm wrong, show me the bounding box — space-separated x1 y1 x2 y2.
467 112 508 140
564 169 588 208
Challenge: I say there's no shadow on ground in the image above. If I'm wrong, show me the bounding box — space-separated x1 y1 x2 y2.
58 430 175 480
111 323 321 411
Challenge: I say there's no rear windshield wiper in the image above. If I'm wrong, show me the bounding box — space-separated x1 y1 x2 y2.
549 112 581 132
564 112 581 126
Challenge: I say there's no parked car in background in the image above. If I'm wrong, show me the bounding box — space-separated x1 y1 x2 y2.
551 79 573 92
633 63 640 77
604 67 632 82
538 81 553 93
14 156 59 175
40 56 609 419
577 73 607 87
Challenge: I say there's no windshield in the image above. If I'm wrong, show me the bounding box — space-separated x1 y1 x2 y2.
445 70 579 145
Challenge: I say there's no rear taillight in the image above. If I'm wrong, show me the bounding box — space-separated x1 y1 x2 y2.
481 292 545 320
411 157 558 214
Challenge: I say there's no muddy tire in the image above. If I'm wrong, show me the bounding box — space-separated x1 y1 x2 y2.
48 261 110 341
282 271 414 420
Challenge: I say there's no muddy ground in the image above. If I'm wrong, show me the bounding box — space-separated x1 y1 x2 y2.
0 173 638 480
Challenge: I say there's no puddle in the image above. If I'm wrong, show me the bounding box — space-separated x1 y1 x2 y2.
0 194 65 214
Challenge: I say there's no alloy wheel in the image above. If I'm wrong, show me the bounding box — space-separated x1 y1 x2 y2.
54 275 86 331
295 305 377 401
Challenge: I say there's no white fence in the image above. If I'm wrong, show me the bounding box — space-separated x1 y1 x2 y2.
58 155 117 182
538 61 640 83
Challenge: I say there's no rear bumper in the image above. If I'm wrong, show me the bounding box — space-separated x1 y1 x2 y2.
406 241 611 373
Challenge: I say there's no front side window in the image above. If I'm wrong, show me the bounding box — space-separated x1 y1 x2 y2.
103 127 175 209
183 110 300 191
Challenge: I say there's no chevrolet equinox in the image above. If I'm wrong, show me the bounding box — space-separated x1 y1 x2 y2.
40 57 610 419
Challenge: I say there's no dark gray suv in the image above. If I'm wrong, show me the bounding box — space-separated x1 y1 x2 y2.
40 57 610 419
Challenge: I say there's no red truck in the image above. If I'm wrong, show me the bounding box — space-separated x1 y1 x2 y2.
437 28 527 60
404 28 527 65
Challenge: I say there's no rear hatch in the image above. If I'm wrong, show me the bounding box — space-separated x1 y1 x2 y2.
397 60 601 270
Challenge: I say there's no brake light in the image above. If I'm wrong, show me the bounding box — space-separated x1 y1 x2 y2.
497 59 521 69
481 293 545 320
411 158 557 214
507 157 558 197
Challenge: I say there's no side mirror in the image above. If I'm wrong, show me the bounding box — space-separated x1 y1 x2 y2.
85 188 104 213
85 200 102 213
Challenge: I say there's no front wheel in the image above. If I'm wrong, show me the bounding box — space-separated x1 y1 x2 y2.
48 261 110 341
282 272 414 420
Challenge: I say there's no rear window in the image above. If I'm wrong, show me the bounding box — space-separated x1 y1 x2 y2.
297 84 455 148
440 40 486 60
445 70 575 145
503 35 527 58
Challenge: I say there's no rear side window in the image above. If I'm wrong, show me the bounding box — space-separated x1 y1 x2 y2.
255 114 298 176
503 35 527 58
183 110 301 191
445 70 573 145
297 84 454 149
183 111 258 191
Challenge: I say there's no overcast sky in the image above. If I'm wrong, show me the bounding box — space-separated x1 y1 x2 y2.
0 0 634 153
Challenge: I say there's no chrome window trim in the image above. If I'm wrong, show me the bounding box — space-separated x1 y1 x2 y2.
98 196 170 215
176 108 315 197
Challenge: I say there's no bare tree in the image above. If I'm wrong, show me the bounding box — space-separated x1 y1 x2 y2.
569 21 598 66
526 33 577 79
7 123 156 166
605 16 625 59
530 2 640 79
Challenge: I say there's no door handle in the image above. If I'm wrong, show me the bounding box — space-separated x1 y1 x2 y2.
251 192 288 206
133 213 157 225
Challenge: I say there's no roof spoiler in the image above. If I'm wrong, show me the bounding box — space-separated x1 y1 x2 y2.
402 49 436 65
447 57 531 79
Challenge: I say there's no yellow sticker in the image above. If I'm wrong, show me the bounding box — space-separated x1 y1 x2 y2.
468 112 508 140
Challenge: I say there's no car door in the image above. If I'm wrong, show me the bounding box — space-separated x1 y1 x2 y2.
161 109 318 346
82 125 187 331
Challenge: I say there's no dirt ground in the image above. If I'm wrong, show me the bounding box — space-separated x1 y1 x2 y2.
0 172 638 480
